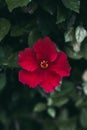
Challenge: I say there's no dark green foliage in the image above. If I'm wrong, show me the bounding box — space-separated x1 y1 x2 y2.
0 0 87 130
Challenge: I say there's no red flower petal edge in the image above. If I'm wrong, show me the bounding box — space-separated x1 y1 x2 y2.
18 37 71 93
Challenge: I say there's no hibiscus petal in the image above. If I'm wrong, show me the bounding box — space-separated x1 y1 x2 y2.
50 52 71 77
18 48 38 71
33 37 57 62
40 71 61 93
19 70 41 88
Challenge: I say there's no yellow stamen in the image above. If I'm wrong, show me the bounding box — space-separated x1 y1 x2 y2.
40 60 48 69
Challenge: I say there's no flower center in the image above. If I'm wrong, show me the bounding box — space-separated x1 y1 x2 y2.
40 60 48 69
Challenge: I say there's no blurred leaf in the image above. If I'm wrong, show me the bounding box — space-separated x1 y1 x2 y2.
47 98 53 106
65 47 83 59
5 52 19 68
82 83 87 95
50 81 75 100
11 25 26 37
0 18 11 42
0 46 5 62
28 29 42 47
81 43 87 60
75 98 84 107
59 81 74 96
5 0 32 12
43 119 57 130
80 108 87 128
59 116 76 130
0 0 6 9
53 97 69 107
64 27 75 42
40 0 56 15
59 121 76 130
0 46 18 67
34 103 46 112
47 108 56 118
59 109 68 121
61 0 80 13
55 85 61 91
0 72 6 90
75 26 87 44
56 5 66 24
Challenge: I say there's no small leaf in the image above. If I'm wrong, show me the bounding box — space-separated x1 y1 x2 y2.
61 0 80 13
64 27 75 42
47 98 53 106
55 86 61 91
0 18 11 42
75 26 87 44
5 0 32 12
34 103 46 112
0 72 6 90
47 108 56 118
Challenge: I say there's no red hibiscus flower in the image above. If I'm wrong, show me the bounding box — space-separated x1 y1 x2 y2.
18 37 71 93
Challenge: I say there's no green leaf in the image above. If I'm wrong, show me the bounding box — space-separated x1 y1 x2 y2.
75 26 87 44
0 46 5 62
0 46 18 68
81 43 87 60
47 98 53 106
5 0 32 12
47 108 56 118
40 0 56 15
34 103 46 112
59 121 76 130
43 119 57 130
80 108 87 128
61 0 80 13
58 118 76 130
65 47 83 59
0 18 11 42
82 83 87 95
56 5 66 24
59 109 68 121
28 29 42 47
11 25 26 37
0 72 6 90
53 97 69 107
50 81 75 99
5 52 19 68
64 27 75 42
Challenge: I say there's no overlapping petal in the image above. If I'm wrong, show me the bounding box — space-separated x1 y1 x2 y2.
40 71 61 92
18 48 38 71
19 70 41 88
50 52 71 77
33 37 57 62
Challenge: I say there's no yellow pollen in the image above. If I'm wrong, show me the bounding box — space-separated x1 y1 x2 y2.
40 60 48 69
